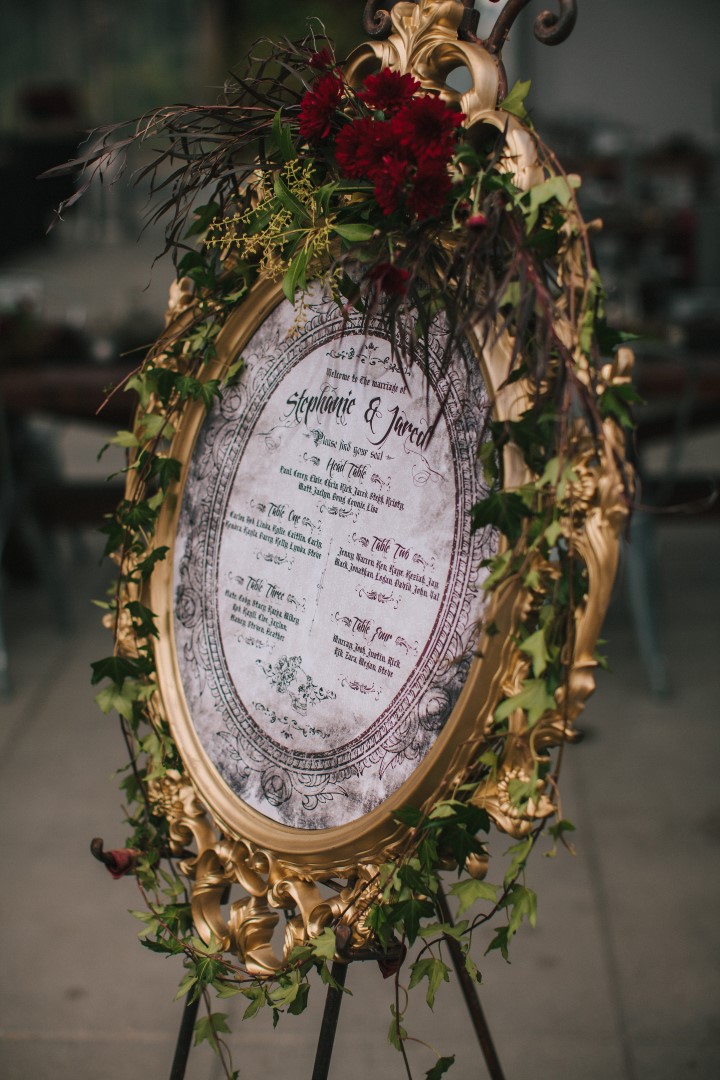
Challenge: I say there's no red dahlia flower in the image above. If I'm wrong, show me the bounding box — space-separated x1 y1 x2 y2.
391 94 464 159
335 117 395 178
407 158 452 220
373 155 410 215
360 69 421 114
298 72 344 141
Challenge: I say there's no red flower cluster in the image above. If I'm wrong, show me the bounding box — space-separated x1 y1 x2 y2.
335 68 464 220
298 71 343 141
297 65 464 219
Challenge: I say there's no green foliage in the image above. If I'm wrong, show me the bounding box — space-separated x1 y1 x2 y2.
408 957 450 1008
471 491 531 543
426 1056 456 1080
494 679 556 728
499 79 532 122
193 1011 230 1055
449 878 498 916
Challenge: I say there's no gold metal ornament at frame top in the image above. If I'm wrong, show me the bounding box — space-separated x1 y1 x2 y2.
345 0 544 191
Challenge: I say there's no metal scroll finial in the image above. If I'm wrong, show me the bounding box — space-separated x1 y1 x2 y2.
483 0 578 53
362 0 578 52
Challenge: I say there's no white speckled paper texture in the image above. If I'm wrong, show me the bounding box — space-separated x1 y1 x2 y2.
173 290 497 829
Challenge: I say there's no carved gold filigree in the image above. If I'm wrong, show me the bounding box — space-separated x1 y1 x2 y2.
118 0 633 974
345 0 543 191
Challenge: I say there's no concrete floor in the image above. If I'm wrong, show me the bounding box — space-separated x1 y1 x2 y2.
1 231 719 1078
2 514 719 1080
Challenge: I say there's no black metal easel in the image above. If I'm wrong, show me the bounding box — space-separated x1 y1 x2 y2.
162 883 505 1080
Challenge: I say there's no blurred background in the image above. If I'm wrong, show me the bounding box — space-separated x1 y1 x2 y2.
0 2 718 1078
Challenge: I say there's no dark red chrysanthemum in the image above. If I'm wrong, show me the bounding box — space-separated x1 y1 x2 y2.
407 159 452 220
466 212 488 229
360 68 421 115
372 155 410 215
368 261 410 296
298 72 344 141
335 117 398 178
391 95 464 159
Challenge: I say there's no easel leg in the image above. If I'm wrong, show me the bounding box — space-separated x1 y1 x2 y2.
436 885 506 1080
169 989 201 1080
311 960 348 1080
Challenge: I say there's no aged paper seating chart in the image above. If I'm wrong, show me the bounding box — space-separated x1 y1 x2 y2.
174 291 497 829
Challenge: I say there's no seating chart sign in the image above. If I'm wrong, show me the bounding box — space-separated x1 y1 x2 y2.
173 291 497 830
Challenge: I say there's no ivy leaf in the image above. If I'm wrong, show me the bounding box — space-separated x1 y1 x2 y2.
501 884 538 936
140 936 183 955
135 546 169 581
426 1056 456 1080
387 1005 408 1052
471 492 531 543
392 897 435 945
408 957 450 1009
90 655 142 688
109 429 139 448
193 1012 230 1055
332 223 375 243
504 836 534 888
223 356 245 385
241 986 266 1020
494 679 556 727
310 927 337 961
418 920 468 942
137 413 175 444
544 519 564 547
126 600 159 639
499 79 532 122
519 175 580 233
287 983 311 1016
485 925 511 962
448 878 498 916
269 973 302 1009
519 628 550 677
464 952 482 983
214 982 245 998
599 382 643 428
149 456 181 491
174 973 199 1001
95 681 140 722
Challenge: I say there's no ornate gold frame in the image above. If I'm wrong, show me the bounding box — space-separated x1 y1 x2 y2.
117 1 632 974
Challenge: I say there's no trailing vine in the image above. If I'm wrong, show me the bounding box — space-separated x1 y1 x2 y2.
69 26 637 1079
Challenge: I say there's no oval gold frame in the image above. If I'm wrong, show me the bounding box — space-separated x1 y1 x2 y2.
151 276 530 876
118 0 633 970
138 274 630 971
